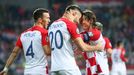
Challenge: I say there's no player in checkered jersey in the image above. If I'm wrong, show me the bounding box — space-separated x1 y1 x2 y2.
80 10 109 75
48 5 102 75
94 22 112 56
95 22 113 74
0 8 51 75
111 41 128 75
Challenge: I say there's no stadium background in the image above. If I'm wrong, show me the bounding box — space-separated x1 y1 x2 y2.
0 0 133 75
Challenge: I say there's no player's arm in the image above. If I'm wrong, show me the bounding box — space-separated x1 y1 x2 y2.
0 46 21 75
0 36 22 75
78 31 104 52
120 48 128 62
107 48 112 55
104 37 113 55
42 32 51 56
67 22 102 51
43 44 51 56
74 37 103 52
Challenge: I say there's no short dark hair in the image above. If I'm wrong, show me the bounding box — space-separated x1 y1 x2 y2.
116 40 123 47
33 8 49 22
65 4 82 14
82 10 96 24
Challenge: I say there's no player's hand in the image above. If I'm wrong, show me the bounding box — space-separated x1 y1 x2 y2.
0 67 8 75
96 42 103 51
0 71 7 75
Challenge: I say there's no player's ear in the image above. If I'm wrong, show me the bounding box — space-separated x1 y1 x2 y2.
72 11 76 16
90 19 93 24
38 18 43 23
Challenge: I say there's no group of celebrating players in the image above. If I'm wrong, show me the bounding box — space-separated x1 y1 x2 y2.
0 4 127 75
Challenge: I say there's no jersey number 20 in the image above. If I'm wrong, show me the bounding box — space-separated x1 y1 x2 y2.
26 41 35 58
49 30 63 50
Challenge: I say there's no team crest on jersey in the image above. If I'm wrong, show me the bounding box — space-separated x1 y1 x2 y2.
88 32 93 36
76 28 80 34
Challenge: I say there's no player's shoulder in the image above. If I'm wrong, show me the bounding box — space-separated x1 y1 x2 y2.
104 36 110 40
88 28 101 40
103 36 109 41
121 48 126 51
90 28 101 34
23 26 48 35
33 26 48 33
60 18 76 26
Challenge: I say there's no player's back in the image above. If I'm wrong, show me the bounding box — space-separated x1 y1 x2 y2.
19 26 48 70
48 18 80 71
112 48 125 64
111 48 127 75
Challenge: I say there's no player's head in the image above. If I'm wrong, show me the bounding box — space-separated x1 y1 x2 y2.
81 9 96 31
94 22 103 32
64 4 82 24
116 40 124 48
33 8 50 29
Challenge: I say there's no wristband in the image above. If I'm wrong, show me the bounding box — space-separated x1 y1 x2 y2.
3 67 8 72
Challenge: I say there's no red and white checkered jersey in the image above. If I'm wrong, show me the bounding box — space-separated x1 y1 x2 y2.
48 18 81 71
16 25 48 70
112 48 127 64
81 28 109 75
82 51 102 75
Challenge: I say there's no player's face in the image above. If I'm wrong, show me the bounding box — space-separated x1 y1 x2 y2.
41 12 50 29
81 15 91 31
74 11 82 24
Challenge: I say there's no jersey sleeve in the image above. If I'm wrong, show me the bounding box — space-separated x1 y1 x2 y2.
104 37 112 49
67 22 81 39
120 48 127 62
16 36 22 48
89 29 101 41
42 31 49 46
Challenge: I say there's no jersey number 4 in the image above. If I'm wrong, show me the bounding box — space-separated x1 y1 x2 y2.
26 41 35 58
49 30 63 50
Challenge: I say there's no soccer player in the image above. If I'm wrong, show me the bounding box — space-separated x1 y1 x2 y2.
80 10 109 75
94 22 112 55
111 41 128 75
0 8 51 75
48 5 102 75
95 21 113 72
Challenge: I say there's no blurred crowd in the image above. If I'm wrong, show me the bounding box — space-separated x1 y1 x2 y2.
0 1 134 75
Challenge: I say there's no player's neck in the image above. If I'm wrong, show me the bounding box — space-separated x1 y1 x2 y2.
62 13 74 22
88 26 93 30
34 23 44 28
